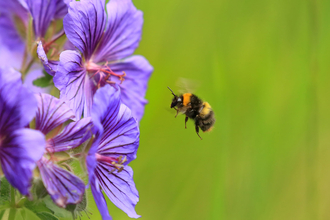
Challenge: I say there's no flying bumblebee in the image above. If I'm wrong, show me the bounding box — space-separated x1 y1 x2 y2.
168 86 215 140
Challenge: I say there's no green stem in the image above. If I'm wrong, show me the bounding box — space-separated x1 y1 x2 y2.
10 186 15 206
20 48 28 73
8 186 16 220
21 59 35 79
8 208 16 220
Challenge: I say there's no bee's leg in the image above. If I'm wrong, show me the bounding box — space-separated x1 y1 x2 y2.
195 124 203 140
174 107 179 118
185 116 188 129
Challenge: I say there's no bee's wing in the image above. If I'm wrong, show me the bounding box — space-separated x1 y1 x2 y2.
164 107 182 117
176 77 200 94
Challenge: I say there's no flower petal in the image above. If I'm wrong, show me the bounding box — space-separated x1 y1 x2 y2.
0 66 21 85
46 117 92 152
98 103 139 164
35 93 75 135
91 84 120 137
37 157 85 207
37 41 59 76
90 175 112 220
0 47 24 69
94 0 143 62
0 129 45 195
0 0 28 51
54 0 71 19
64 0 106 60
110 55 153 122
96 165 140 218
54 50 96 118
0 67 37 133
63 39 76 50
92 84 139 162
89 84 140 218
26 0 57 38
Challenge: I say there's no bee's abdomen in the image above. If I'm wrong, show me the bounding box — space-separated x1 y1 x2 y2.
200 102 212 117
196 109 215 132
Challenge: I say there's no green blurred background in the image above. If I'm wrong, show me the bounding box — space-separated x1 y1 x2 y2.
81 0 330 219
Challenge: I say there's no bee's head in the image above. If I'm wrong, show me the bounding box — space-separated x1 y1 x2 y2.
171 96 182 108
168 86 181 108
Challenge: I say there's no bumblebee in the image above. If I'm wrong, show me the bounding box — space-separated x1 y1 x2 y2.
168 86 215 140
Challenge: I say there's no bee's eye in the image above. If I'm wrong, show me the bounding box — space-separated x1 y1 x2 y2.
177 98 182 102
171 99 178 108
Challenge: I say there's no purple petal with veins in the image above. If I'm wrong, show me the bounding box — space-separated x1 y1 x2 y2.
1 129 45 195
110 55 153 122
88 85 140 218
0 67 38 133
25 0 69 38
35 93 75 135
0 0 28 51
37 157 85 208
26 0 56 38
54 50 96 118
94 0 143 63
0 67 44 195
91 84 121 137
46 117 92 152
95 165 140 218
90 175 112 220
63 0 106 60
98 102 139 164
54 0 71 19
58 0 153 121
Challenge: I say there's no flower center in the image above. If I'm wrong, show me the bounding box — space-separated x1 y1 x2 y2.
86 61 126 87
95 153 127 173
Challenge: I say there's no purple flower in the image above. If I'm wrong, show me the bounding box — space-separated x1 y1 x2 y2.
34 93 92 207
0 0 70 86
36 157 85 207
54 0 153 121
0 47 25 70
0 67 45 195
0 0 70 49
87 85 140 219
0 0 29 52
29 0 71 75
25 0 70 38
0 0 29 68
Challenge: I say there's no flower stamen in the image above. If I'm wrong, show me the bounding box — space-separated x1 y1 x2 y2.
96 153 127 173
86 61 126 86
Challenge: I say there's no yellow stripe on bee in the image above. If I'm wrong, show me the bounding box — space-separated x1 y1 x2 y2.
200 102 211 116
182 93 192 106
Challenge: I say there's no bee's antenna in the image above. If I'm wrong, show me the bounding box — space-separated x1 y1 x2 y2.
167 86 177 97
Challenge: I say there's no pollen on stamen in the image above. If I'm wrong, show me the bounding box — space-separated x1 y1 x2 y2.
95 154 127 173
86 61 126 86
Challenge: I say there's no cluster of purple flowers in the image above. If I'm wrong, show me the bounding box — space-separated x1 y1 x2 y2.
0 0 152 219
